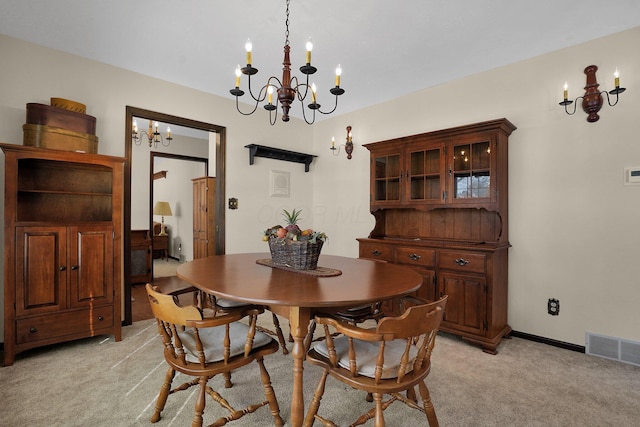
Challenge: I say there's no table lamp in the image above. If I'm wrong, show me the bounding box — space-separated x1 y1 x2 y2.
153 201 172 236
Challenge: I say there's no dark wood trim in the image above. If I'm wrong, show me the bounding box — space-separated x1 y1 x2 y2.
123 106 226 326
510 330 585 353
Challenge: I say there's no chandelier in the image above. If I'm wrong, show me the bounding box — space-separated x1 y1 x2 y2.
132 120 173 148
229 0 345 125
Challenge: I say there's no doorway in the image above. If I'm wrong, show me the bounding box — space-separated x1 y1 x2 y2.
123 106 226 325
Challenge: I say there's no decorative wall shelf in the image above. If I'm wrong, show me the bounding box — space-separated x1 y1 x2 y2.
245 144 316 172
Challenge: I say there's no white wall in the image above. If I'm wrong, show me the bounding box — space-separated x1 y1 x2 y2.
312 27 640 346
1 27 639 347
153 157 206 261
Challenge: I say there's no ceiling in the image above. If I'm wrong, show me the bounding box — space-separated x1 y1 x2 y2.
2 0 640 121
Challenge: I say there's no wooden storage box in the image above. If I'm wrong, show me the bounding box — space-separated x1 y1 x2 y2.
26 103 96 135
50 97 86 114
23 124 98 154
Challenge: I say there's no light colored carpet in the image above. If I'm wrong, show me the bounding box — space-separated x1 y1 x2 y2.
1 316 639 426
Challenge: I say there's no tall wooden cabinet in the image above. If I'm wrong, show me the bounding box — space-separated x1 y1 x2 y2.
1 143 124 366
358 119 516 354
192 177 216 259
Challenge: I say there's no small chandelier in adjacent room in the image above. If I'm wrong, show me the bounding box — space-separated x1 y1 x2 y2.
559 65 626 122
330 126 354 159
132 120 173 148
229 0 345 125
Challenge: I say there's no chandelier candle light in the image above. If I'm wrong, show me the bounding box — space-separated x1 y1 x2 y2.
132 120 173 148
559 65 626 122
230 0 345 125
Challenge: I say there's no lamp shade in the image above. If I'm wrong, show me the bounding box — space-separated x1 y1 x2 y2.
153 201 173 217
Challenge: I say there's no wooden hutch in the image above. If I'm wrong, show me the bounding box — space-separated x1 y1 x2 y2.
358 118 516 353
1 143 124 366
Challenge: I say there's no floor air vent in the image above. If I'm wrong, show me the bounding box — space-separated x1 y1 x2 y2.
586 332 640 367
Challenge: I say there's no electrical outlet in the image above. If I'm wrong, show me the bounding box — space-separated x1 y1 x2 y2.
548 298 560 316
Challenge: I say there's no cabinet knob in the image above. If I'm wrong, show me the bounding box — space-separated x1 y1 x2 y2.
71 265 79 270
409 253 421 261
454 258 470 266
59 266 66 271
97 316 104 321
29 327 37 333
371 250 382 256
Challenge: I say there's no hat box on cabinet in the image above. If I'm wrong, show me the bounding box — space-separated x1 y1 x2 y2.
23 124 98 154
49 97 87 114
26 103 96 135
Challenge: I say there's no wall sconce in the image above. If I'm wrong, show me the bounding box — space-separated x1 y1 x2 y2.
133 120 173 148
330 125 354 159
559 65 626 122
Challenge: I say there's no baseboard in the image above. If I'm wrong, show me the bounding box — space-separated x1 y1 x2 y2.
511 330 585 353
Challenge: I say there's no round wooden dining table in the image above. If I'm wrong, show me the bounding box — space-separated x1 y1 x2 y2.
176 252 423 427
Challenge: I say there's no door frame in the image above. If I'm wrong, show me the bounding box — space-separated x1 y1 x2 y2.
123 106 226 325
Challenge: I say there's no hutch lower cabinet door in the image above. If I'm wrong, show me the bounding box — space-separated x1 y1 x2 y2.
14 226 115 346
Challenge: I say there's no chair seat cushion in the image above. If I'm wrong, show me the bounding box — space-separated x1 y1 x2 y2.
314 336 418 379
179 322 273 363
216 298 251 309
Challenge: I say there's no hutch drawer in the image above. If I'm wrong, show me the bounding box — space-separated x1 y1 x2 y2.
16 306 114 344
438 250 487 274
358 242 393 261
394 247 436 268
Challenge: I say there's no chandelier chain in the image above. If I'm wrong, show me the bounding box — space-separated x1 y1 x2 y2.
284 0 290 46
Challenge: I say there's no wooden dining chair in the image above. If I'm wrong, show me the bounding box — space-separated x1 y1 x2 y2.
202 293 290 355
157 282 290 355
145 284 284 427
304 295 448 427
303 259 388 352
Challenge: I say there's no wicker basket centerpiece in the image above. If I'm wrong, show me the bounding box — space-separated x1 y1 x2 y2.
263 209 327 270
